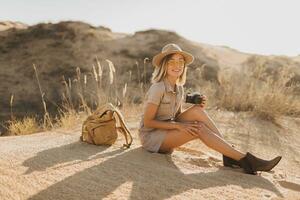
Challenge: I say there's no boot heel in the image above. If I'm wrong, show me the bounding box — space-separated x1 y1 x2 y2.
223 155 241 168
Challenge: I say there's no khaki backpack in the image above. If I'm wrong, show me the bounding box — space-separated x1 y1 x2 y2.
81 103 133 148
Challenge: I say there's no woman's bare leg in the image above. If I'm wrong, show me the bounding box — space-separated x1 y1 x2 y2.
158 130 198 153
159 123 244 160
159 105 245 160
196 123 244 160
178 105 223 137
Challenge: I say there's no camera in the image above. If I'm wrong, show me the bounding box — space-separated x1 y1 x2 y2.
185 92 203 104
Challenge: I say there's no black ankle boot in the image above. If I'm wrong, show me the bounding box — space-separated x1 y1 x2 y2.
222 144 241 168
223 155 241 168
244 152 282 172
238 152 282 175
238 154 257 175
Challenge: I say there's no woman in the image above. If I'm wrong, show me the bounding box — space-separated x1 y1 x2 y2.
138 43 282 175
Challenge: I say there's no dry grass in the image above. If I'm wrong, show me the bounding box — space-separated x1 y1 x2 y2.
55 109 81 130
56 110 87 130
3 56 300 136
216 60 300 121
5 117 40 136
120 102 144 120
33 64 54 129
2 58 138 135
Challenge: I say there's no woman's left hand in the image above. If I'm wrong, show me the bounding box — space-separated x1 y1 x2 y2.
198 94 207 108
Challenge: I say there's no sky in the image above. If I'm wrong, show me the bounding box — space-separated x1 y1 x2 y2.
0 0 299 56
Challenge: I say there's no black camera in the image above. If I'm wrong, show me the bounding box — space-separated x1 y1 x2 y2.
185 92 203 104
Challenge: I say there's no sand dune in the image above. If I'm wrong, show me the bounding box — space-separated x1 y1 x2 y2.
1 111 300 199
0 21 27 31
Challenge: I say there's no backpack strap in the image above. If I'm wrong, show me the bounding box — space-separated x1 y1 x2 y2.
105 103 133 148
113 109 133 148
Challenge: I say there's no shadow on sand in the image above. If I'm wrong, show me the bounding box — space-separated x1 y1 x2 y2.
23 141 283 199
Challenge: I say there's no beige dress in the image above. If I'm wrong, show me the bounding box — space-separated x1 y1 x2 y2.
138 78 184 153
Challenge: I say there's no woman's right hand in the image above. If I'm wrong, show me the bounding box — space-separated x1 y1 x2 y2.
174 121 203 137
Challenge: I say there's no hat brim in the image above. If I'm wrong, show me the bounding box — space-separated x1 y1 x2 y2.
152 50 194 68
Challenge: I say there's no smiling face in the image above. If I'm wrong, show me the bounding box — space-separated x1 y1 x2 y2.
166 53 185 79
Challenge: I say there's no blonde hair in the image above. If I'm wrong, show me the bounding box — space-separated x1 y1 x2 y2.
151 53 188 86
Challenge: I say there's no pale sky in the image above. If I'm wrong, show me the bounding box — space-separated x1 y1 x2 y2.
0 0 299 56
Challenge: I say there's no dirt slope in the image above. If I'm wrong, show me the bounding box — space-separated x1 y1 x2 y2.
1 111 300 200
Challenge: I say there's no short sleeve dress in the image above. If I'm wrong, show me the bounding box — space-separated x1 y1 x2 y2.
138 78 184 153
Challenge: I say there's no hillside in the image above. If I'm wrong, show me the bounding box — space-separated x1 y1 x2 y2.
0 21 219 123
1 21 299 126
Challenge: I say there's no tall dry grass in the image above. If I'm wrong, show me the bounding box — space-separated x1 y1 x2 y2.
3 55 300 135
135 61 145 97
10 94 14 120
4 57 134 135
217 62 300 121
33 63 54 129
55 109 81 130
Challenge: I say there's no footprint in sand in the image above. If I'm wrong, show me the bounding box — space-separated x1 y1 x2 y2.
278 180 300 192
264 193 272 198
272 172 286 180
176 147 205 156
176 147 222 168
188 157 212 168
187 156 221 168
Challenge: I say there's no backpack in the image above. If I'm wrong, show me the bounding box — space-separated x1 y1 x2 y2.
81 103 133 148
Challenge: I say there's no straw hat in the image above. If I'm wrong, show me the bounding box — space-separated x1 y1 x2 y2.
152 43 194 68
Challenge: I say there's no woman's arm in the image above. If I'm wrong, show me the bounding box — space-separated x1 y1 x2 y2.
143 103 202 137
143 103 178 130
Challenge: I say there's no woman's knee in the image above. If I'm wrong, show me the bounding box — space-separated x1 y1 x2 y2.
191 106 206 117
187 104 204 112
196 123 214 138
159 130 197 151
186 105 206 119
177 107 204 122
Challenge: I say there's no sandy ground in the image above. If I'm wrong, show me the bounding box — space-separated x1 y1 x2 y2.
1 110 300 200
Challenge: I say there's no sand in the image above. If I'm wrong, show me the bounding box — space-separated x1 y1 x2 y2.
0 111 300 200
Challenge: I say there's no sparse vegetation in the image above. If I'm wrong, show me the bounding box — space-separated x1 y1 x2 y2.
33 64 54 129
1 53 300 136
5 117 40 135
55 109 81 130
1 57 146 135
216 56 300 122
